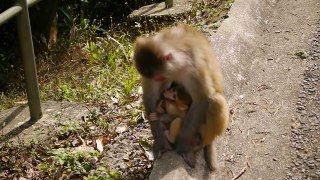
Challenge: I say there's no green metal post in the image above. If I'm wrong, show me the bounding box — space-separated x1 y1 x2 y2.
16 0 42 120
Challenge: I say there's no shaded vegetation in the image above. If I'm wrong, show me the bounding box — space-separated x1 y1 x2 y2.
0 108 149 179
0 0 234 179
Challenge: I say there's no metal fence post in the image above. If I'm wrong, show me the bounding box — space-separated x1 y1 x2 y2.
16 0 42 120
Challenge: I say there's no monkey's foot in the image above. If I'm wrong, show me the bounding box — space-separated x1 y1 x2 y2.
204 145 218 172
181 151 196 168
153 139 172 159
205 158 217 172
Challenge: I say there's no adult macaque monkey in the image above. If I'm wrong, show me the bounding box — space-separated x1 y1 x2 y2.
133 24 229 171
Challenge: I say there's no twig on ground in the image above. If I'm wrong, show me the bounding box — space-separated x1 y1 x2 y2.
273 100 283 115
231 162 250 180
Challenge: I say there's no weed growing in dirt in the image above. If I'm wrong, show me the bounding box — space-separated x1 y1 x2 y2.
191 0 235 27
0 108 124 179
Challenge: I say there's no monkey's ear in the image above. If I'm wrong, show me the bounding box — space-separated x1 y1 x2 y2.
163 53 173 61
135 37 148 46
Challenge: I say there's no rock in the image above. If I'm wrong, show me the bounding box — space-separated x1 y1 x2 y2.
148 151 207 180
129 0 192 19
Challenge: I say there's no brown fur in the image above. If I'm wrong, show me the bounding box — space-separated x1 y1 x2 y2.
162 84 191 143
133 24 229 171
149 83 191 144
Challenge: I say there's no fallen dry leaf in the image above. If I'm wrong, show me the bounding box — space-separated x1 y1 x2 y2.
95 136 108 152
96 139 104 152
139 140 154 161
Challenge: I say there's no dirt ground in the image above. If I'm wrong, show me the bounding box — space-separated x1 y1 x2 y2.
211 0 320 179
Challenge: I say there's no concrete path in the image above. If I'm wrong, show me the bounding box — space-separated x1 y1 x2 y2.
149 0 320 179
0 101 89 144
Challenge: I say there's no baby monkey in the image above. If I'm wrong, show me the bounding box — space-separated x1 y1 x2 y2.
149 83 199 145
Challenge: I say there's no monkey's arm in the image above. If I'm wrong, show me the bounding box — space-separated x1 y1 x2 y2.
150 99 171 123
142 78 172 158
174 100 208 168
175 73 209 149
174 74 210 167
175 100 208 150
177 93 229 170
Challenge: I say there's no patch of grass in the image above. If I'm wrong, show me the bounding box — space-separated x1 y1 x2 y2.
86 109 109 129
36 23 141 106
0 93 15 110
88 167 121 180
0 0 235 111
39 148 96 176
191 0 235 27
56 121 84 139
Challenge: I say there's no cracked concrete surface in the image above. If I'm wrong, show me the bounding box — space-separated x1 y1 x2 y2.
149 0 320 179
0 102 89 144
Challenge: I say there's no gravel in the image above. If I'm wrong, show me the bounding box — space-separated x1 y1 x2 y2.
104 119 153 179
287 21 320 180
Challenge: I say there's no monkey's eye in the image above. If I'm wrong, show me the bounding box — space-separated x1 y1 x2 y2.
163 53 173 61
173 94 176 100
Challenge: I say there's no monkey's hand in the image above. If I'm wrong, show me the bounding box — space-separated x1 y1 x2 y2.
149 112 160 121
149 119 172 159
152 130 172 159
156 100 165 113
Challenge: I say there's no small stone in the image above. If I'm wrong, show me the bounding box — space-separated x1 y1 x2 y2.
71 139 81 147
123 153 130 161
308 87 316 92
116 125 128 134
119 163 127 170
299 94 306 98
297 105 305 110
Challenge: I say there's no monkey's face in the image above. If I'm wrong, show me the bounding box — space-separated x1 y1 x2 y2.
163 87 176 100
165 100 187 118
164 86 189 117
133 37 168 81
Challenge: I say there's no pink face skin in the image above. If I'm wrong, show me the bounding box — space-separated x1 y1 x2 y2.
151 53 173 82
163 88 176 101
152 75 166 82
